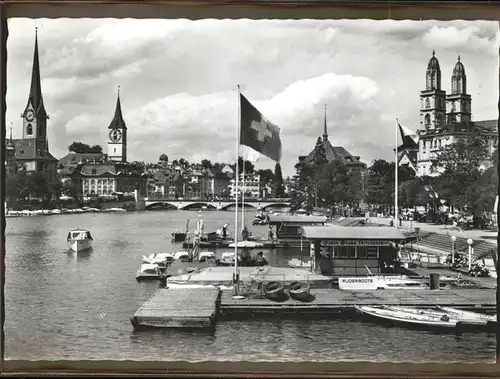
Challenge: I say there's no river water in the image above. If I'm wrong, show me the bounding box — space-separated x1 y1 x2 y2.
4 209 496 362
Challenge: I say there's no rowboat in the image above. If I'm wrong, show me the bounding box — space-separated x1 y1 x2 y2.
355 305 458 328
288 281 311 301
437 306 496 325
263 281 285 301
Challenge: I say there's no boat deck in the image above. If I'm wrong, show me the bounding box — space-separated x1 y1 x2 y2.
166 266 332 288
131 288 221 329
219 288 496 317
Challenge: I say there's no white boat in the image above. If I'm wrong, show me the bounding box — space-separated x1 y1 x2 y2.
386 305 489 326
143 253 174 268
437 306 496 325
136 263 163 281
288 258 312 270
172 251 189 260
220 251 237 266
67 229 93 253
356 305 458 328
198 251 216 263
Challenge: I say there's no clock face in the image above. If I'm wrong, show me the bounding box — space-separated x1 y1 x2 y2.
26 110 35 122
109 129 122 142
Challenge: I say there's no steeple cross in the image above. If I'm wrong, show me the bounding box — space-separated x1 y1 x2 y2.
251 120 272 142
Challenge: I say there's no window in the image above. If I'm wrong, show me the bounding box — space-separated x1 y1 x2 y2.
424 114 431 127
92 168 97 175
114 148 116 153
357 246 368 259
26 124 33 135
425 98 430 108
367 246 378 259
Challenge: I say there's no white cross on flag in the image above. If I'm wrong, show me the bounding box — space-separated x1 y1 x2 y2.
240 93 282 162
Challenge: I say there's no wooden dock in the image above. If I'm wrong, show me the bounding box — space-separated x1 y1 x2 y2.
131 287 221 330
219 288 496 317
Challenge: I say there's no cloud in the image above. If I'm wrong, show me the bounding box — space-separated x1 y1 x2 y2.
422 25 497 55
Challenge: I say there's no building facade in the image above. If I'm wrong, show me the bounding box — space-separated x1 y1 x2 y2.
415 51 498 176
230 173 261 198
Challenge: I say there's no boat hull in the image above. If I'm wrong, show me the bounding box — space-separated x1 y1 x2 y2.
356 306 458 328
437 306 496 325
67 239 92 253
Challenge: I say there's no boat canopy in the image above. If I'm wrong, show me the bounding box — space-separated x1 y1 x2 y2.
301 226 406 241
268 215 327 225
67 230 93 240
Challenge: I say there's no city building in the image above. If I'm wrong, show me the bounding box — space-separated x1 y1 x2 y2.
300 105 367 171
230 172 261 198
414 51 498 176
5 128 17 176
11 29 58 178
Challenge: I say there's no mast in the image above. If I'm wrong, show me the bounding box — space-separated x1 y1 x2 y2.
241 155 246 236
395 118 399 227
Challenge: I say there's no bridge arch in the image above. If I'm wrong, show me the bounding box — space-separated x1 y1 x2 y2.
145 202 178 210
261 202 291 210
181 202 217 210
220 202 259 211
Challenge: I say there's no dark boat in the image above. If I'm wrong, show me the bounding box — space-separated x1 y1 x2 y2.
288 281 311 301
263 281 285 301
171 232 187 243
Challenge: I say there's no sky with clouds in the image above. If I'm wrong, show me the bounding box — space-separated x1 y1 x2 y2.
6 18 499 176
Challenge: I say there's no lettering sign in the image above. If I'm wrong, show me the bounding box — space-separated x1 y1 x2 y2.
339 277 379 290
320 239 392 247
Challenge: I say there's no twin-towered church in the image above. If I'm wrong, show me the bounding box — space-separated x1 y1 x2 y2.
399 51 498 177
6 30 145 197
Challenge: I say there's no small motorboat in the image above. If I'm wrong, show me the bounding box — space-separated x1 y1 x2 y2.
355 305 458 328
288 258 312 270
437 306 497 325
136 263 163 281
198 251 216 263
67 229 93 253
143 253 174 269
263 281 285 301
288 281 311 301
172 251 190 261
218 252 236 266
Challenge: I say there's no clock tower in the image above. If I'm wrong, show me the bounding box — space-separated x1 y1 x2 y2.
107 87 128 162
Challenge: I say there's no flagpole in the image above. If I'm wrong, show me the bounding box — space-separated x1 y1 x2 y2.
241 156 246 235
395 118 399 228
233 85 241 296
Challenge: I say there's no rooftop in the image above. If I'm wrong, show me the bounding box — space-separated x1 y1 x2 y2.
302 226 406 240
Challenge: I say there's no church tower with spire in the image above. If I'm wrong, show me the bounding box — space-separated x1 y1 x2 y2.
446 56 471 124
107 87 128 162
15 28 57 177
420 50 447 130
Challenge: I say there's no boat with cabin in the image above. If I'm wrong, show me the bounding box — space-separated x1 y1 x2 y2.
143 253 174 269
67 229 93 253
136 263 164 281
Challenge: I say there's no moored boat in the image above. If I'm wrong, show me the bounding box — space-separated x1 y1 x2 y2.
263 281 285 301
143 253 174 269
437 306 496 325
172 251 190 261
67 229 93 253
288 258 312 270
136 263 163 281
355 305 458 328
288 281 311 301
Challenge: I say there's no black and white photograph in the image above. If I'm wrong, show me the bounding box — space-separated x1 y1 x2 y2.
4 17 499 364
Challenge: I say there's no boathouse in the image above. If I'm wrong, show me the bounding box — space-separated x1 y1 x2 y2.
268 215 327 243
301 226 406 276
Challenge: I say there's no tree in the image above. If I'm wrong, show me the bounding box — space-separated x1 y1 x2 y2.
201 159 213 170
273 163 285 198
61 180 81 199
159 154 168 163
68 142 103 154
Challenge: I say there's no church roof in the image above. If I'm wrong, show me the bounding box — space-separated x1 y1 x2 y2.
452 56 465 75
427 50 440 71
303 138 366 168
26 29 47 117
13 139 57 162
108 91 127 129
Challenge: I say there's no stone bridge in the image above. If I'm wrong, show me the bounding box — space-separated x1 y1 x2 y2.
141 197 291 211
